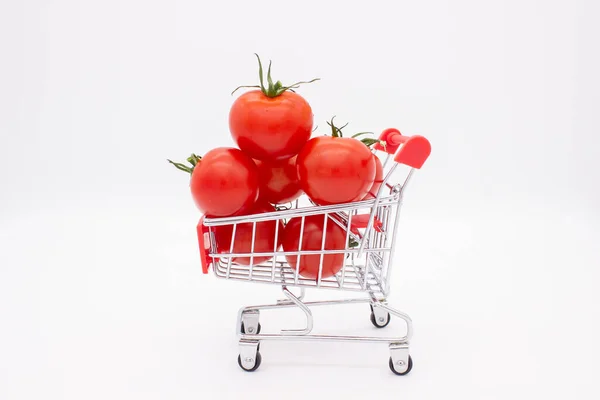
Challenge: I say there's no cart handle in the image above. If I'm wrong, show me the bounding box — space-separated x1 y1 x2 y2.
373 128 431 169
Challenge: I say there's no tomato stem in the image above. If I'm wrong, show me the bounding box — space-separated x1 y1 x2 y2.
351 132 374 139
167 154 201 175
326 116 348 138
231 54 320 97
360 138 382 147
325 118 383 148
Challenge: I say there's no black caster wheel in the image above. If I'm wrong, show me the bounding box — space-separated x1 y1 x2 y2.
241 322 261 335
389 355 413 376
238 351 262 372
370 305 391 328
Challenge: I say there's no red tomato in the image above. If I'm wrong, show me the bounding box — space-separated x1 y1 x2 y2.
212 202 284 266
282 215 346 280
228 55 318 161
169 147 259 217
362 155 384 200
229 90 313 161
296 136 376 205
254 156 303 205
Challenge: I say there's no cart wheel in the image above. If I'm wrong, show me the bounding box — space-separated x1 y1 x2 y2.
238 351 262 372
370 310 391 328
389 355 413 376
241 322 262 335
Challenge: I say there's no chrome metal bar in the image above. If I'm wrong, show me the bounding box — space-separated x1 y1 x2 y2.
271 220 279 282
298 287 306 301
382 153 392 169
358 163 399 256
400 168 415 196
384 169 414 294
316 213 328 287
223 276 378 293
239 297 372 313
295 216 305 285
239 333 409 344
280 286 313 335
226 223 237 279
249 221 257 280
382 205 392 293
203 197 397 226
209 247 393 258
341 210 353 288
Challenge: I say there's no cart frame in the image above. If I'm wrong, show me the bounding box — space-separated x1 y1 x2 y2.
197 129 431 374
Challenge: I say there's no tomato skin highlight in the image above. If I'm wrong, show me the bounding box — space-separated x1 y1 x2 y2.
296 137 376 205
254 156 303 205
229 90 313 161
362 155 384 200
190 147 259 217
282 215 346 280
212 202 284 266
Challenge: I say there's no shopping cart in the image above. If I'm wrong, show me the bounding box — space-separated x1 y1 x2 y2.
196 129 431 375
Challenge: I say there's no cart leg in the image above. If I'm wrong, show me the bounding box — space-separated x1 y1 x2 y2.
389 343 412 375
240 310 261 335
280 286 313 335
378 302 413 342
238 340 261 372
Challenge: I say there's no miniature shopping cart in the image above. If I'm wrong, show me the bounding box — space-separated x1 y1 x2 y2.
196 129 431 375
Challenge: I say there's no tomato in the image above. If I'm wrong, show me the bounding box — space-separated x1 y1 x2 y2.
212 202 284 266
228 55 317 161
282 215 346 280
362 155 384 200
168 147 259 217
254 156 303 205
296 135 376 205
229 90 313 161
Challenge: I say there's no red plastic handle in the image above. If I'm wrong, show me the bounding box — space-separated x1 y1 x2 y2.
374 128 404 154
351 214 383 233
197 216 212 274
374 128 431 169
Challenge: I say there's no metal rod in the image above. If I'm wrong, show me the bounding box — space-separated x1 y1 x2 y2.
358 163 399 256
384 172 413 294
226 223 237 279
210 247 393 258
203 197 397 226
295 216 305 285
317 213 328 287
241 297 372 312
239 333 409 344
280 286 313 335
271 220 279 282
341 210 353 288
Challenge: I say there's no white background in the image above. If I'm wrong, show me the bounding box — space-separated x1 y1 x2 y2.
1 0 599 399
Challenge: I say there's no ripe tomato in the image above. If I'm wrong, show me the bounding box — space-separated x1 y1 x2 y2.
212 202 284 266
228 55 317 161
254 156 303 205
168 147 259 217
282 215 346 280
296 136 376 205
229 90 313 161
362 155 384 200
